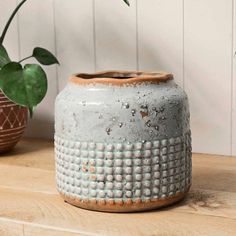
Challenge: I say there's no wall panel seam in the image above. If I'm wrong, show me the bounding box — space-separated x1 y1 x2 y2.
16 0 21 61
182 0 185 89
92 0 97 72
52 0 59 94
136 0 139 71
231 0 235 156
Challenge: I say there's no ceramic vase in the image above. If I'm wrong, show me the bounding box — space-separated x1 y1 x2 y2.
0 91 28 153
55 71 192 212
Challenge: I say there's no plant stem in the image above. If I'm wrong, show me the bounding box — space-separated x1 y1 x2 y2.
19 55 33 63
0 0 28 45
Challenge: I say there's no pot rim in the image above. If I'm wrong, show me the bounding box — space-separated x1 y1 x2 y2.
69 70 173 86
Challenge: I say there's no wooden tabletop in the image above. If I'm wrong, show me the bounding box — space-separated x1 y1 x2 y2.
0 139 235 236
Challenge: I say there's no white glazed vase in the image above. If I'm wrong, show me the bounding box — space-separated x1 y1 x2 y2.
55 71 192 212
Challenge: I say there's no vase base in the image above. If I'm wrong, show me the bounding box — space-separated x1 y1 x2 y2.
60 188 190 213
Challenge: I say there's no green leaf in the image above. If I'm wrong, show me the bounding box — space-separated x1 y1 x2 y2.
0 62 47 116
123 0 130 6
0 45 11 69
32 47 59 66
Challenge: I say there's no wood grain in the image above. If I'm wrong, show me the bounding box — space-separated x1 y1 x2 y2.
192 153 236 192
24 226 88 236
0 188 235 236
0 220 23 236
0 139 235 235
1 212 235 236
0 218 86 236
0 138 54 170
0 165 56 194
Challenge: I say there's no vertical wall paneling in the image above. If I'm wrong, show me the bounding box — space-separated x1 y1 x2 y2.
184 0 232 155
94 0 137 71
54 0 95 91
18 0 57 139
138 0 184 86
1 0 236 156
0 0 19 60
232 0 236 156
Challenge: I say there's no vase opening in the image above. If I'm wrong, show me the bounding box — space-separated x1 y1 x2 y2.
70 71 173 86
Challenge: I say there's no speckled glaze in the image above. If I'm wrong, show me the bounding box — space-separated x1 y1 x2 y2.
55 71 192 212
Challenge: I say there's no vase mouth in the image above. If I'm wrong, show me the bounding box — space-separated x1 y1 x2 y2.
69 71 173 86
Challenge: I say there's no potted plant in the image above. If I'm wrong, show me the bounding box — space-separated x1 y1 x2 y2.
0 0 59 153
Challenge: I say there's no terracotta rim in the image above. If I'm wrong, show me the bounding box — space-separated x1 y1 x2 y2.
69 71 173 86
60 189 189 213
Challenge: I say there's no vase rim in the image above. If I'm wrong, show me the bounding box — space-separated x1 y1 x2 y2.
69 71 173 86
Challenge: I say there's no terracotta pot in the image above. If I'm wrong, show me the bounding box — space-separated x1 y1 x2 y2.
55 71 192 212
0 91 28 153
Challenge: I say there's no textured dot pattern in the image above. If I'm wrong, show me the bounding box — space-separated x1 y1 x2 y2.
55 132 192 204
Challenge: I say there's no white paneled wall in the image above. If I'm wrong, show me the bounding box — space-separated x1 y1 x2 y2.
138 0 184 86
18 0 58 138
0 0 19 61
95 0 137 71
54 0 95 90
184 0 233 156
233 0 236 156
0 0 236 156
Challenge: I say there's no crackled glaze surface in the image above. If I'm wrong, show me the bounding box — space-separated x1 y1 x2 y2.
55 71 192 212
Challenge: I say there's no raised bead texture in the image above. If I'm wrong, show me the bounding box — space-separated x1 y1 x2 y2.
55 133 191 209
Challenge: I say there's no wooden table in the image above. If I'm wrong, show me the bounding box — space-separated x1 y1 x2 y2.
0 139 235 236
